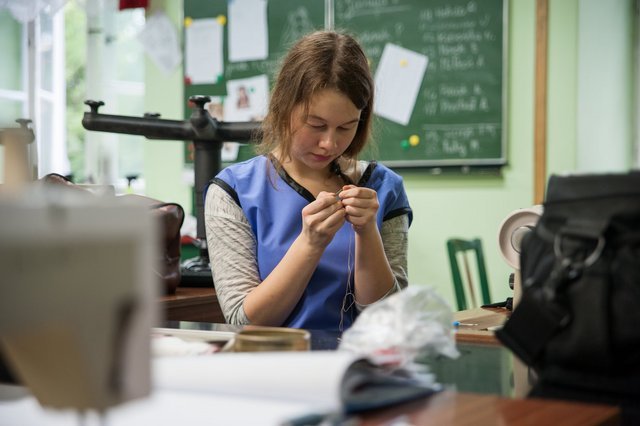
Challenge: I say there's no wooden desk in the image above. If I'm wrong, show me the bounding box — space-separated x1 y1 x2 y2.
156 319 620 425
160 287 225 323
360 391 620 426
453 307 509 345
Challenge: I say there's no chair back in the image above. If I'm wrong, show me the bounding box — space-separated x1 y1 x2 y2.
446 238 491 310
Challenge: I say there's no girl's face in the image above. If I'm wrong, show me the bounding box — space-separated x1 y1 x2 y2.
288 89 361 174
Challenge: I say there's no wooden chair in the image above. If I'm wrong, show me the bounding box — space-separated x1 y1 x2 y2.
446 238 491 311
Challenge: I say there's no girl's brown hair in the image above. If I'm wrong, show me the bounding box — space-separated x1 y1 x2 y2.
257 30 374 170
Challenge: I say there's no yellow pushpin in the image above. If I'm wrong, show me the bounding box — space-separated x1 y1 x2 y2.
184 17 193 27
217 15 227 26
400 59 408 67
409 134 420 146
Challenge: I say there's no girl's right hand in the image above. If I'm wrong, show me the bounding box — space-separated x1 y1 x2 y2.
300 191 346 247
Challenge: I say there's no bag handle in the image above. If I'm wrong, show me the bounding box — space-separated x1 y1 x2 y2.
537 217 608 302
553 232 605 269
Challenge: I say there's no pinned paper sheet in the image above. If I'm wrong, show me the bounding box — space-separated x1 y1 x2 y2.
374 44 428 126
185 18 223 85
228 0 268 62
223 75 269 123
137 12 181 75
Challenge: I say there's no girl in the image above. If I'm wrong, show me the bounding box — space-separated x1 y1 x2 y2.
205 30 412 331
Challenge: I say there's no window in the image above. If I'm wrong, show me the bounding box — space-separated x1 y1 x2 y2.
67 0 145 191
37 7 69 176
0 11 26 122
0 10 28 177
0 5 67 180
1 0 145 193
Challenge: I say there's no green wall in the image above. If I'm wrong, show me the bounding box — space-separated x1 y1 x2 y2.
144 0 635 309
404 0 538 305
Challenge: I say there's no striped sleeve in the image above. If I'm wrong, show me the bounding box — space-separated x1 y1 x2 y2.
204 183 259 325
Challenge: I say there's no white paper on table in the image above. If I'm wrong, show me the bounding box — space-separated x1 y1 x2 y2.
153 352 361 411
0 384 313 426
0 353 353 425
228 0 268 62
137 12 182 75
223 75 269 123
374 43 429 125
185 18 224 85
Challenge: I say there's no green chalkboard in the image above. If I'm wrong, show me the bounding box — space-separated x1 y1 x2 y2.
183 0 506 167
183 0 326 163
334 0 507 166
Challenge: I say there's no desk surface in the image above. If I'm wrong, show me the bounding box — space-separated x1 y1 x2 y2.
359 390 619 426
160 286 224 323
453 306 509 345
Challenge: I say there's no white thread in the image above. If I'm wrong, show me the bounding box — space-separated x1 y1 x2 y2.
339 228 355 332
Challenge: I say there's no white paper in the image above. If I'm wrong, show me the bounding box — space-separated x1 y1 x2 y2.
137 12 182 75
0 353 361 425
185 18 224 85
223 75 269 123
228 0 268 62
374 43 429 125
153 351 362 411
221 142 241 162
0 385 313 426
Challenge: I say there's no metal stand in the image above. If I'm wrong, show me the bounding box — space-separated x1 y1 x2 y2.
82 96 260 286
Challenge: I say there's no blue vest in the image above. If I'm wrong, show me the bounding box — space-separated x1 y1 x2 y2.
211 155 412 331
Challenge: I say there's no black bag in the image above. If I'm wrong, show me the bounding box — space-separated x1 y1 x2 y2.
495 172 640 408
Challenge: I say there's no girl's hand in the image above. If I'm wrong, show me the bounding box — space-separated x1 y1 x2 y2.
300 191 346 247
338 185 379 233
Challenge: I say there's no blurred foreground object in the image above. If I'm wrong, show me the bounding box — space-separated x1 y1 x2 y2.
0 119 36 194
0 186 159 411
496 172 640 421
39 174 185 295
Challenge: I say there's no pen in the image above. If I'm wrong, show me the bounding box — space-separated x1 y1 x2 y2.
335 188 343 200
453 321 479 327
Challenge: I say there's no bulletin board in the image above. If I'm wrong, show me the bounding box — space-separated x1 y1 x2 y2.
182 0 326 164
182 0 507 168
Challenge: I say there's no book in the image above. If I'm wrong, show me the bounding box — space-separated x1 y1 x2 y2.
153 351 439 416
0 351 439 425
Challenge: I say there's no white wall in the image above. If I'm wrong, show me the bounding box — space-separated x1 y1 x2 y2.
577 0 635 172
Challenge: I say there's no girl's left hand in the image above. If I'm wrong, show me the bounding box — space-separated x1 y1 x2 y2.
338 185 379 232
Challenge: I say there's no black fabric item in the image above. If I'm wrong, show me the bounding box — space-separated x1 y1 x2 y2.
495 171 640 410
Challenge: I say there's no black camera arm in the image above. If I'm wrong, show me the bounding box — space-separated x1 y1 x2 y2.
82 96 261 278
